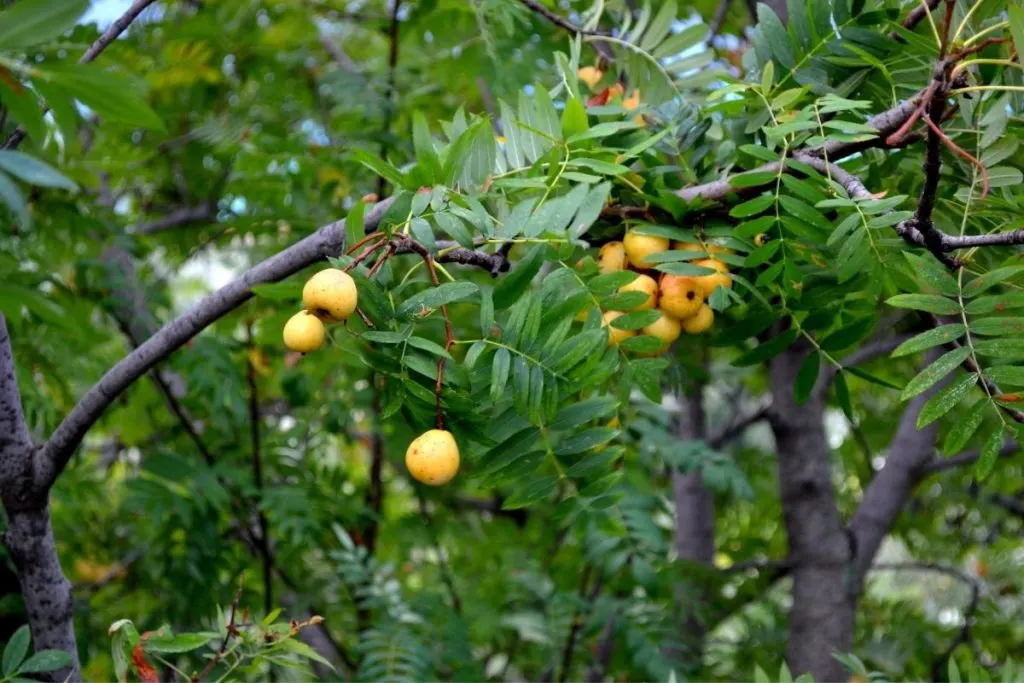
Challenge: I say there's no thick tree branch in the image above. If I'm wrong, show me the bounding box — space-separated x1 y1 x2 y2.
36 197 395 493
4 0 159 150
0 315 33 483
848 349 948 591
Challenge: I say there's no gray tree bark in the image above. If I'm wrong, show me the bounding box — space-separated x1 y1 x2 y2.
768 343 852 682
0 315 81 682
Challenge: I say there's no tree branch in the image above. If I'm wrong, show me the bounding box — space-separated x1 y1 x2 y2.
135 200 218 235
245 323 274 616
376 0 402 198
4 0 159 150
890 0 942 40
36 197 396 493
922 438 1020 474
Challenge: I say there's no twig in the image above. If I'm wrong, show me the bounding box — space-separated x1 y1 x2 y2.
245 323 274 615
376 0 402 198
890 0 941 40
557 567 602 682
704 0 732 46
923 438 1020 474
414 491 463 615
707 402 769 449
193 577 245 682
135 201 218 235
4 0 159 149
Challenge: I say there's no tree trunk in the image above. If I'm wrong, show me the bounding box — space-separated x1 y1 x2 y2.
671 371 715 669
0 315 80 681
768 344 852 682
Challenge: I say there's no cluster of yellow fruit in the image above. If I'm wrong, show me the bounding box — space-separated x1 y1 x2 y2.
282 268 358 353
598 230 732 353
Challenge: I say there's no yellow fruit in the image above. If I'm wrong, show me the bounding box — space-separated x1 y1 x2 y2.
578 66 604 89
405 429 460 485
622 231 669 269
673 241 703 253
658 275 704 319
642 311 682 349
682 304 714 334
598 241 628 274
623 88 641 111
601 310 636 347
302 268 358 321
754 233 769 247
619 273 658 310
283 311 326 353
693 258 732 297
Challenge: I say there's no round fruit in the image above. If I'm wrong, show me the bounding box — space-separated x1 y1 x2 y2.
578 66 603 89
597 241 628 274
673 240 703 253
406 429 460 486
302 268 358 321
619 273 658 310
682 304 714 334
283 311 326 353
622 231 669 269
601 310 636 347
693 258 732 297
642 311 682 349
658 275 704 319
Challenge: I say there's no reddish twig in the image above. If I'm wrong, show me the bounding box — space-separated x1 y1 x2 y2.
345 231 385 255
365 242 397 278
922 114 990 198
949 36 1011 61
344 238 388 273
193 577 245 682
939 0 956 57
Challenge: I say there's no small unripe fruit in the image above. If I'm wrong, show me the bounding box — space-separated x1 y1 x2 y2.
619 273 658 310
601 310 636 347
658 275 703 319
597 241 628 274
283 311 326 353
303 268 358 321
682 304 714 334
406 429 460 485
693 258 731 297
642 311 682 349
623 231 669 269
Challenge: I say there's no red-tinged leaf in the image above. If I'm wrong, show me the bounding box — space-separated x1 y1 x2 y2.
131 644 158 683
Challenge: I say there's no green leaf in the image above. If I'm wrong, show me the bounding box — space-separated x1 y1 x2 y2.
351 148 407 188
407 336 454 360
395 282 478 321
464 340 488 369
892 324 966 357
745 240 781 267
972 338 1024 358
609 310 660 330
794 351 820 404
963 266 1024 297
16 650 72 675
0 170 29 227
0 0 88 50
479 286 494 333
0 79 47 146
494 246 543 309
900 347 971 401
490 347 511 402
555 428 617 455
942 399 987 455
965 293 1024 315
1010 6 1024 82
273 637 336 670
976 427 1005 480
733 328 798 367
39 63 165 131
3 625 29 676
412 111 444 183
969 317 1024 337
503 475 558 509
886 293 959 315
986 366 1024 386
902 252 958 296
834 370 853 418
457 122 497 189
620 335 665 353
560 97 588 139
730 195 774 218
757 6 795 69
550 397 618 431
819 317 875 352
917 374 978 428
434 212 474 248
344 200 366 251
143 633 214 654
570 181 611 239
